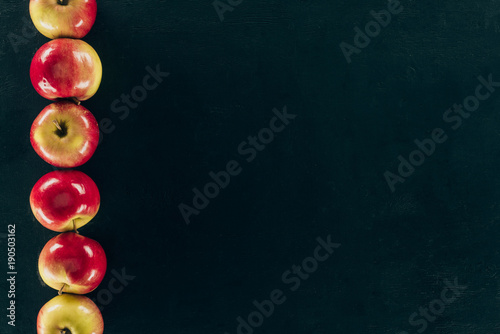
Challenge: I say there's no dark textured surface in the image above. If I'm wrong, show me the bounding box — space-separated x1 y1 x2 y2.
2 0 500 333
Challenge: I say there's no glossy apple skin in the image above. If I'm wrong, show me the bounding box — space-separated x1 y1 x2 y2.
30 38 102 101
37 294 103 334
31 101 99 168
39 232 107 294
30 0 97 39
30 170 100 232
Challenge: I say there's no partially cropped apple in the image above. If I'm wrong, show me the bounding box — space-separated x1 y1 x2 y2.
30 0 97 39
30 38 102 102
37 294 103 334
30 170 100 232
39 232 107 294
31 101 99 168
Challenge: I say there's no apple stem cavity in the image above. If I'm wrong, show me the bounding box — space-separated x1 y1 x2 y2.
52 120 68 138
52 120 63 131
57 0 69 5
71 97 81 105
58 283 66 295
60 329 71 334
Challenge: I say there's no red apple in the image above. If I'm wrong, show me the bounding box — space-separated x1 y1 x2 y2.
31 101 99 168
38 232 107 294
37 294 103 334
30 170 100 232
29 0 97 39
30 38 102 102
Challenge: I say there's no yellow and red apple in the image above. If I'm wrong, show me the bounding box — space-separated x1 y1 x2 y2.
38 232 107 295
37 294 103 334
30 38 102 102
30 170 100 232
30 0 97 39
31 101 99 168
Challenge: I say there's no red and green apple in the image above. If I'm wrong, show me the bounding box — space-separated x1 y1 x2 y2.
29 0 97 39
30 170 100 232
31 101 99 168
38 232 107 294
30 38 102 102
37 294 104 334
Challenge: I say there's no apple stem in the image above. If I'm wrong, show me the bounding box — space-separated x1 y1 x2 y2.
58 283 66 295
60 329 71 334
71 97 81 105
73 220 79 234
53 120 63 131
57 0 69 5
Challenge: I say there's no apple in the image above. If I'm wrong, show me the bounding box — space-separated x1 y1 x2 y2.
29 0 97 39
31 101 99 168
37 294 103 334
30 38 102 102
39 232 107 295
30 170 100 232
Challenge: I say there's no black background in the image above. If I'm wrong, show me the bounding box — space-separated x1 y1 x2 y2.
2 0 500 333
